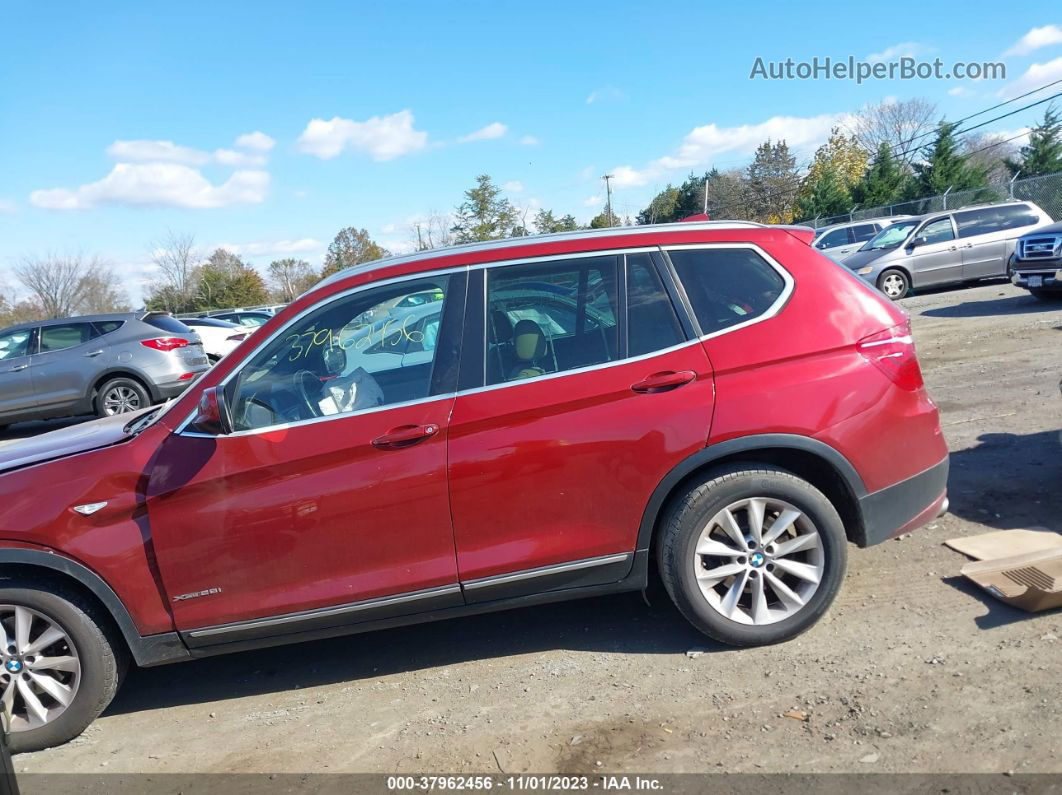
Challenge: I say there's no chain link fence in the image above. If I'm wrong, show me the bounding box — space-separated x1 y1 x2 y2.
807 170 1062 228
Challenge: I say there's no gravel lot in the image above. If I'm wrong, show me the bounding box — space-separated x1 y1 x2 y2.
12 281 1062 775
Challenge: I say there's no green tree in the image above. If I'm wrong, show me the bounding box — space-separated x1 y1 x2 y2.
533 209 580 234
745 140 801 223
268 258 318 302
588 206 622 228
193 249 267 310
637 184 681 224
850 142 912 208
703 168 752 219
1005 105 1062 178
451 175 520 242
794 165 851 220
795 128 869 219
321 228 390 278
911 121 989 196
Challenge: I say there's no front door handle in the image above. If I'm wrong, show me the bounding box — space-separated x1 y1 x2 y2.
631 370 697 394
371 424 439 450
84 349 105 357
8 364 29 372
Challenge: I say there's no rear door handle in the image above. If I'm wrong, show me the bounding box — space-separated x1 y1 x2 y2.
371 424 439 450
631 370 697 393
84 349 105 357
8 364 28 372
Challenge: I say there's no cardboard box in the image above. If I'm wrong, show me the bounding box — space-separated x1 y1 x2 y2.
960 549 1062 613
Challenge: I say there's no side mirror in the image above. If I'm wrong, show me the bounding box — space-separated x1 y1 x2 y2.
909 236 927 248
192 386 233 435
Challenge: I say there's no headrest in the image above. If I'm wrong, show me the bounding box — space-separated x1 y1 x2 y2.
489 310 514 343
512 319 547 361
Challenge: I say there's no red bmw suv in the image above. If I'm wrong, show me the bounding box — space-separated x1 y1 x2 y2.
0 222 948 750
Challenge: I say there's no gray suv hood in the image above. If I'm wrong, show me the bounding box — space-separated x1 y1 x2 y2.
0 410 147 474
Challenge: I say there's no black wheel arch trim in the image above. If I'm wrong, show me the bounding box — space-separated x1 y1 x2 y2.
91 368 159 404
635 434 868 552
0 548 189 667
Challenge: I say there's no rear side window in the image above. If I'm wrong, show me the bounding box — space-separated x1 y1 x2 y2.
39 323 94 352
626 254 685 357
956 205 1040 238
852 224 879 243
93 320 125 335
143 313 193 334
486 256 620 385
668 247 787 336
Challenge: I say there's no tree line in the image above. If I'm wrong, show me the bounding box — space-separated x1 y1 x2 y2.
5 99 1060 328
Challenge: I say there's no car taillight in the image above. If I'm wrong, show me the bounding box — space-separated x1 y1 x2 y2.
226 333 247 341
140 337 190 351
857 321 924 391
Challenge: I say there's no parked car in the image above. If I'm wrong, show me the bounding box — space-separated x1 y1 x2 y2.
206 309 273 328
812 216 915 261
0 221 948 751
0 312 208 429
1008 220 1062 299
841 201 1053 299
179 317 250 363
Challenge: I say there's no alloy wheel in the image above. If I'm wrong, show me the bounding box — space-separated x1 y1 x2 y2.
881 274 906 299
691 497 824 626
0 605 81 732
102 386 142 415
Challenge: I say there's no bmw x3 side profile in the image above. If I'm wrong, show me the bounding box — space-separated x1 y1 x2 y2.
0 222 948 751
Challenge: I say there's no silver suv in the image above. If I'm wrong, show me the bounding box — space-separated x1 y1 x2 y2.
812 216 916 261
841 201 1053 299
0 312 208 428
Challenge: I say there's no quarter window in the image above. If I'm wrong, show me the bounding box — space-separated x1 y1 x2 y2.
626 254 685 357
227 276 452 431
38 323 94 353
486 256 619 385
668 248 787 336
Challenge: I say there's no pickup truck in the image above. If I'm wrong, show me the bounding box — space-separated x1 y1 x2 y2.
1010 221 1062 299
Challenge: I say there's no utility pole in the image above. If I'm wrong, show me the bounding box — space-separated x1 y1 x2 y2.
602 174 614 226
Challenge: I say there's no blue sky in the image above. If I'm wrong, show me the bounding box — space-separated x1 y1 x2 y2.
2 2 1061 303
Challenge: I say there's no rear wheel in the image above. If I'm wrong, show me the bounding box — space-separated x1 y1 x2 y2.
94 377 150 418
877 268 910 300
0 580 124 752
658 465 847 647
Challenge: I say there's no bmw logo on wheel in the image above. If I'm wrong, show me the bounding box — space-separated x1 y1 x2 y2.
750 552 766 568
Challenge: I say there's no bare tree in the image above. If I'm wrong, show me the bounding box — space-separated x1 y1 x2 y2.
409 212 455 251
13 253 125 319
963 133 1020 183
267 258 317 302
849 98 939 167
148 230 199 312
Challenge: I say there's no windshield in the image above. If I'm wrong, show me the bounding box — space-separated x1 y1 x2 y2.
861 220 919 251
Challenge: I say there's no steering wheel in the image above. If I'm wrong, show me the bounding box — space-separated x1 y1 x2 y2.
293 369 324 418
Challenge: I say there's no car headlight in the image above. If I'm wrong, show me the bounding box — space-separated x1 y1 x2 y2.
857 266 873 275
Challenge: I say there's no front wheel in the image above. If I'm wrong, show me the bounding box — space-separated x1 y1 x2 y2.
877 268 910 300
657 465 848 647
0 580 125 752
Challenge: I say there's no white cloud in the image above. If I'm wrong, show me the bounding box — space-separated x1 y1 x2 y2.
519 134 541 146
948 85 976 97
235 131 276 151
296 110 428 160
459 122 508 142
1000 56 1062 97
607 112 848 188
583 194 602 207
586 86 626 104
106 139 211 166
220 238 323 257
30 163 270 210
1004 24 1062 57
503 180 524 193
0 198 15 213
866 42 930 63
214 148 267 167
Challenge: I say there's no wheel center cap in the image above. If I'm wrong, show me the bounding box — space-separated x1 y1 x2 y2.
749 552 766 568
5 659 23 673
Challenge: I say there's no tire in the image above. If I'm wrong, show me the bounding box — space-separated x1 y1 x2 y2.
658 465 848 647
94 377 150 418
877 268 910 300
1029 288 1062 301
0 579 126 752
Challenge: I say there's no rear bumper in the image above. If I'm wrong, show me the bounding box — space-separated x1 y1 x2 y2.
152 371 206 402
858 456 949 546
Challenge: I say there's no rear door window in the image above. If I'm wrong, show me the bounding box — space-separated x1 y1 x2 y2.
852 224 879 243
667 247 788 336
38 323 94 353
816 227 852 249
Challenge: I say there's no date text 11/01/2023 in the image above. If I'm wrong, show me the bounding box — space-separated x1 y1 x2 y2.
386 775 665 791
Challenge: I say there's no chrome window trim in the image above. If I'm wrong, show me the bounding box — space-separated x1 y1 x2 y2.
186 583 462 640
661 242 795 342
462 553 633 590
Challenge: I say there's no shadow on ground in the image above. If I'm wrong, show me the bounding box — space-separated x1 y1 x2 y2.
106 589 719 717
920 292 1062 319
948 429 1062 532
941 575 1058 630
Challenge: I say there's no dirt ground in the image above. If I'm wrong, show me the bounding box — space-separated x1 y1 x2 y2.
14 281 1062 776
